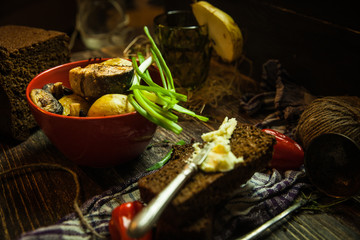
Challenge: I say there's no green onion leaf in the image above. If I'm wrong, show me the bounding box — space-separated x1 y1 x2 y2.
146 139 187 171
127 27 209 135
144 26 175 90
146 148 173 171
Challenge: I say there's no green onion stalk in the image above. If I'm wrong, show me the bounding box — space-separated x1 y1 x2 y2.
128 26 208 134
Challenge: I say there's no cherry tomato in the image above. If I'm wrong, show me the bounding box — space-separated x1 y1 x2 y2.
109 201 152 240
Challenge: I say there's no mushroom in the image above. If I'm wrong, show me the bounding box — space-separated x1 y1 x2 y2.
30 89 63 114
42 82 73 99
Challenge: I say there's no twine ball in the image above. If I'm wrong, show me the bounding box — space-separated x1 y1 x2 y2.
295 96 360 150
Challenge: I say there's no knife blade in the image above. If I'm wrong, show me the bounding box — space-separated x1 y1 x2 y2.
127 142 215 238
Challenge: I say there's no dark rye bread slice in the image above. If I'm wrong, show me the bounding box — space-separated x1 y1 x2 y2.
0 25 70 141
155 211 213 240
138 123 276 227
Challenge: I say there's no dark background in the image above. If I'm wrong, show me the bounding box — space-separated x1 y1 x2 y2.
1 0 359 97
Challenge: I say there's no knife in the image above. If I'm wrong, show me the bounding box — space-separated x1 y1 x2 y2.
236 192 319 240
127 142 215 238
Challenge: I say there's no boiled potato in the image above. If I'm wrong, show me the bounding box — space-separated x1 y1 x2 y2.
87 94 135 117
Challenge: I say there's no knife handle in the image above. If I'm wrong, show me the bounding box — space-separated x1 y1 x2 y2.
127 162 197 238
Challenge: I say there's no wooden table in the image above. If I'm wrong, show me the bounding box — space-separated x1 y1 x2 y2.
1 48 360 240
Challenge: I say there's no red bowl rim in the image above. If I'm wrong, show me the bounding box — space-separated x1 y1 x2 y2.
26 59 140 120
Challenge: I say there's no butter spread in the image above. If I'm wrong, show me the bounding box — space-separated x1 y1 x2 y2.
193 117 244 172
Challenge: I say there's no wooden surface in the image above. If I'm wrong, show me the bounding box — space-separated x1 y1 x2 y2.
1 72 360 239
1 1 360 238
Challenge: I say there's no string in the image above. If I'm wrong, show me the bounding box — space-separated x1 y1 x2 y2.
295 96 360 149
0 163 105 239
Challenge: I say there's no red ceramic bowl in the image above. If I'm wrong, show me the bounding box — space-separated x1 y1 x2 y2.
26 58 157 167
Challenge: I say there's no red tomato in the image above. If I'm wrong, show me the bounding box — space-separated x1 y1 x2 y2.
262 129 304 171
109 201 152 240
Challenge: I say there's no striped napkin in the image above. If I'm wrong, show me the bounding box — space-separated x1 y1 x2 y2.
239 59 315 137
19 169 306 240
